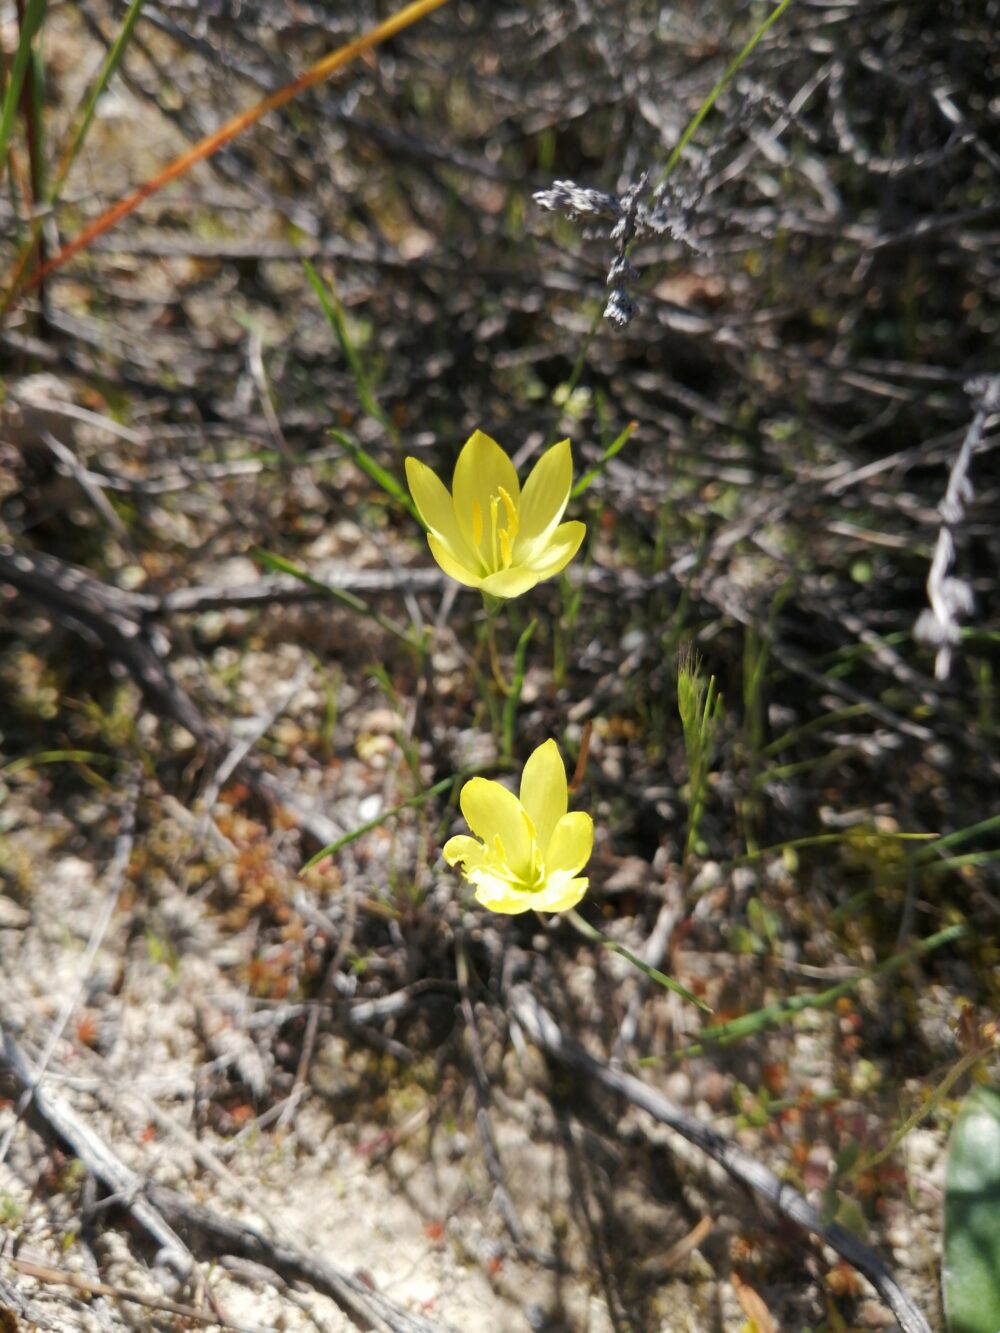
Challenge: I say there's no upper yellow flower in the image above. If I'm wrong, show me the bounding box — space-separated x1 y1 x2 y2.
443 739 593 914
405 430 586 598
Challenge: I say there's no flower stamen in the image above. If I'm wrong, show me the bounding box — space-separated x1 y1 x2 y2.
489 495 500 570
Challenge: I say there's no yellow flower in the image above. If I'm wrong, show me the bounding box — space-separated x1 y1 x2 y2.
443 740 593 914
405 430 586 598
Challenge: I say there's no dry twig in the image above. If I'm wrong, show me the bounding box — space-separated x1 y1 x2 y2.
510 985 932 1333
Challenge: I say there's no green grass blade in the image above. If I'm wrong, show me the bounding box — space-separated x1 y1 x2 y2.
1 749 117 776
729 828 935 872
254 548 417 647
677 651 724 864
0 0 47 188
656 0 798 186
48 0 146 204
567 909 711 1013
676 923 965 1058
301 775 458 871
571 420 637 499
27 40 46 201
303 258 400 444
914 812 1000 860
329 428 419 522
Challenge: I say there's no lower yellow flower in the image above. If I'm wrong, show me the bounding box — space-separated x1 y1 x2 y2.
444 740 593 914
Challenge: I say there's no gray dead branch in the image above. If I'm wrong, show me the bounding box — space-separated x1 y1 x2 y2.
915 374 1000 680
1 1029 195 1282
0 1269 60 1331
0 543 343 849
510 986 933 1333
0 1026 450 1332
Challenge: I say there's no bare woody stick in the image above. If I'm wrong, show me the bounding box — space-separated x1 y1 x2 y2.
510 985 932 1333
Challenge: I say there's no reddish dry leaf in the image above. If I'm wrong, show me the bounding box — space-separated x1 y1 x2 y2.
732 1271 777 1333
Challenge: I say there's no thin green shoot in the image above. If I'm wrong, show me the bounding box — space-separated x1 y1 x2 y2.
27 32 46 201
656 0 798 186
0 0 147 319
51 0 146 202
546 302 602 448
0 0 47 189
254 548 418 648
313 657 341 759
566 909 711 1012
920 850 1000 876
303 259 400 445
367 660 422 787
732 827 935 873
554 523 593 688
1 749 118 776
571 420 637 499
759 703 869 760
846 1043 987 1180
674 923 965 1059
301 775 458 872
912 812 1000 860
677 649 724 866
753 745 858 788
329 428 419 523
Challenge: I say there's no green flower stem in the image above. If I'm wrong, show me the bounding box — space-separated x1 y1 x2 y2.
673 922 966 1059
565 909 711 1012
501 619 536 763
484 601 511 695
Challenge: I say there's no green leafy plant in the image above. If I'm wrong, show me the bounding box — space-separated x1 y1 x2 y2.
943 1084 1000 1333
677 649 724 868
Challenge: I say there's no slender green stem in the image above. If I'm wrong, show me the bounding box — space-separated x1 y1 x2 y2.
657 0 798 186
672 922 965 1059
486 612 510 695
847 1045 985 1178
301 775 458 872
0 0 46 188
566 909 711 1012
501 619 536 762
254 548 417 648
52 0 146 201
545 304 603 448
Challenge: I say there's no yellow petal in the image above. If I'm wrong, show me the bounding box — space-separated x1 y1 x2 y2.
443 834 487 871
519 739 567 853
479 565 540 599
531 871 589 914
517 439 572 553
545 811 594 876
470 871 534 915
404 457 470 558
459 777 534 880
452 431 520 564
427 533 482 588
525 520 586 579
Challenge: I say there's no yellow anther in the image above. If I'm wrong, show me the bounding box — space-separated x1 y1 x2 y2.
471 497 483 548
490 495 500 570
499 528 513 568
497 486 519 544
531 842 544 885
